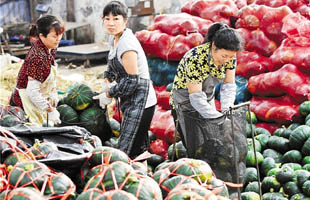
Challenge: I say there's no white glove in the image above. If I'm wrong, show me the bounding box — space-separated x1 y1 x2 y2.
93 92 112 109
102 82 116 93
48 109 61 125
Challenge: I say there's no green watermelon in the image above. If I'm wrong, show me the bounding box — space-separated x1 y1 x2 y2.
7 187 43 199
76 188 103 200
56 104 79 125
8 161 50 188
79 105 112 142
97 189 138 200
0 115 20 127
65 83 94 111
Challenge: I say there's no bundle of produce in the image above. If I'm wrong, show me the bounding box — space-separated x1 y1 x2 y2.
255 122 282 134
148 13 213 36
236 51 272 78
57 83 113 143
76 188 104 200
150 139 169 160
87 146 130 168
30 139 58 160
254 0 310 19
248 64 310 104
167 141 187 161
270 15 310 72
152 158 230 198
149 107 175 144
43 172 76 199
123 175 162 200
8 160 51 189
154 85 171 110
233 0 247 9
147 58 178 86
94 189 138 200
166 183 227 200
0 105 27 127
135 30 204 61
250 96 301 124
83 161 137 191
3 187 44 199
235 4 293 45
181 0 239 26
235 28 278 57
242 106 310 198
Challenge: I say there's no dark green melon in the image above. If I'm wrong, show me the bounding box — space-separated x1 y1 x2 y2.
7 187 43 199
302 180 310 197
97 189 138 200
56 104 79 125
76 188 103 200
283 181 301 198
8 161 50 188
147 154 165 169
261 176 281 193
85 161 136 191
0 114 20 127
88 146 129 167
241 192 260 200
79 105 112 143
4 152 28 168
168 141 187 161
243 168 258 186
299 101 310 116
244 181 260 193
7 106 27 122
124 176 162 200
31 139 58 157
66 83 94 111
44 173 76 198
160 175 198 197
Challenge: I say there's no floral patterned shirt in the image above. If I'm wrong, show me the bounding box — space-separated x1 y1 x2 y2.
170 42 236 108
10 39 56 109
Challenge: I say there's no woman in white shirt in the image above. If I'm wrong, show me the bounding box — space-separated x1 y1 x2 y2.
93 0 157 159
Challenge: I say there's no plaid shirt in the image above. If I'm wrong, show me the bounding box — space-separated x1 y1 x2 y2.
105 56 149 155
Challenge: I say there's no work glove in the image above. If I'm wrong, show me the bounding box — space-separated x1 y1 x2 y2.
101 82 116 93
48 109 61 125
93 92 112 109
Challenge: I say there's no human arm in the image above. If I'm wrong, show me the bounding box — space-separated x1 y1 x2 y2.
220 62 237 112
107 50 139 98
187 82 223 119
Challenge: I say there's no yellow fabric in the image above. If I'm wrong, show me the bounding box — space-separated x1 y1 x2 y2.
18 65 57 126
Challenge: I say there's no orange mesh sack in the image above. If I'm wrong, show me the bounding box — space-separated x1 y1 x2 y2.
8 160 50 190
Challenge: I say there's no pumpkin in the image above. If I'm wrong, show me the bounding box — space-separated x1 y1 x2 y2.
66 83 94 111
79 105 112 143
56 104 79 125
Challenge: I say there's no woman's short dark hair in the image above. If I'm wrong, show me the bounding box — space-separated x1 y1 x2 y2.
206 22 243 51
29 15 64 38
103 1 128 18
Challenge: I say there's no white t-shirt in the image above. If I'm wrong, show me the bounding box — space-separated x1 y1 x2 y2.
108 28 157 108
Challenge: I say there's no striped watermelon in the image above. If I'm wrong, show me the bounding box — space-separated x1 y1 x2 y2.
66 83 94 111
57 104 79 125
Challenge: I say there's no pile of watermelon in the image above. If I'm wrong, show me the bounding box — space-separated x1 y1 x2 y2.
242 100 310 199
57 83 112 143
0 128 232 200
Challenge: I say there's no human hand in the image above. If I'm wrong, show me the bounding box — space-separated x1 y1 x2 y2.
48 109 61 125
93 92 112 108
